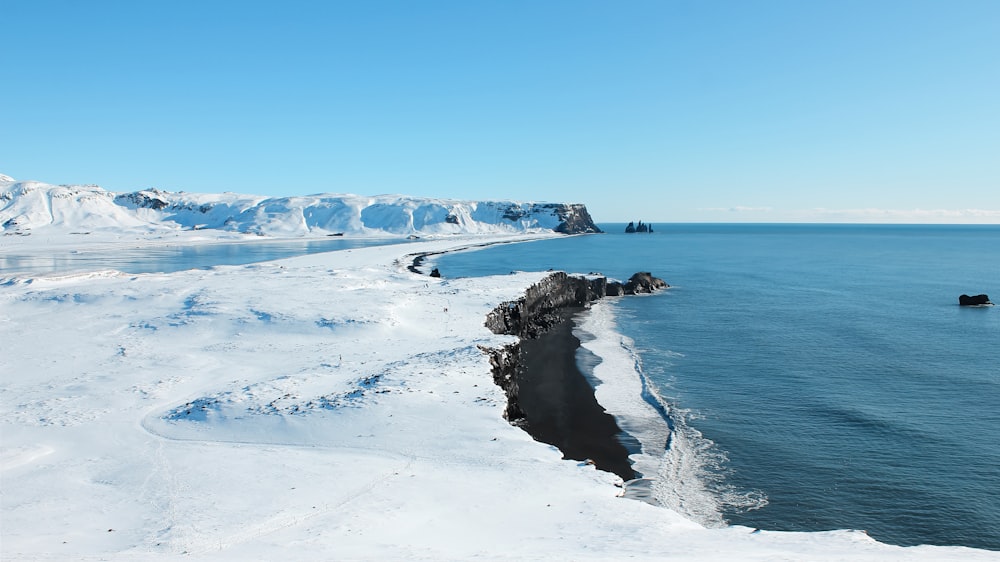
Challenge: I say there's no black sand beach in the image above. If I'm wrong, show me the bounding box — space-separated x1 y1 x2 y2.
415 253 642 483
516 308 637 481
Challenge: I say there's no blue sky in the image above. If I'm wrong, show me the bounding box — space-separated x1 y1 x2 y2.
2 0 998 222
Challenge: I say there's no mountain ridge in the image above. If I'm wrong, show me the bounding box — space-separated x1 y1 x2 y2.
0 175 602 237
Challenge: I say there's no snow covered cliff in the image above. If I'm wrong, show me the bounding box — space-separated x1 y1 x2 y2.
0 175 601 238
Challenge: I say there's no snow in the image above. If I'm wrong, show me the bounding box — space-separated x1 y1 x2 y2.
2 181 998 560
0 174 581 242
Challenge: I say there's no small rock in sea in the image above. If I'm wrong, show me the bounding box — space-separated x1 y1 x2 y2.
622 272 668 294
959 294 993 306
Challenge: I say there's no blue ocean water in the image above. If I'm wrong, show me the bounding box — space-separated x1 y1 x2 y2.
434 224 1000 551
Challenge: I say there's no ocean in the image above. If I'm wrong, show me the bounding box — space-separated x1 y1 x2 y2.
433 223 1000 551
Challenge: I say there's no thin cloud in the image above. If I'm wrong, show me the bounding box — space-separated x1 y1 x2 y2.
701 206 773 213
694 206 1000 224
808 208 1000 223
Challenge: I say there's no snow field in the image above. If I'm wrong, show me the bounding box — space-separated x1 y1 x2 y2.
2 237 997 560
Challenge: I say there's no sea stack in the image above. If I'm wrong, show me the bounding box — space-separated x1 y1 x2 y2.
624 221 653 233
959 294 993 306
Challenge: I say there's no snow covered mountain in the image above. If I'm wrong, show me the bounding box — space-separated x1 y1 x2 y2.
0 174 601 237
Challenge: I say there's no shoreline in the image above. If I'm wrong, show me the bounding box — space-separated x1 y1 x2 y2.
403 233 559 275
515 307 638 481
478 268 672 489
405 240 643 481
406 239 667 487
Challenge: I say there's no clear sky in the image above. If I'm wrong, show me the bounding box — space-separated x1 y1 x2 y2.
2 0 998 222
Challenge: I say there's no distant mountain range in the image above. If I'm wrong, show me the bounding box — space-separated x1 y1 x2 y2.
0 174 601 237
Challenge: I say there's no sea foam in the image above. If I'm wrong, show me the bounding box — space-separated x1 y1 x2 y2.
575 299 767 527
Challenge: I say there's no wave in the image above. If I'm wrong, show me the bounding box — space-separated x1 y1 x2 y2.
574 300 767 528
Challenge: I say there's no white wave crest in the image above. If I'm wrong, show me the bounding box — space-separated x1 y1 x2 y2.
576 300 768 527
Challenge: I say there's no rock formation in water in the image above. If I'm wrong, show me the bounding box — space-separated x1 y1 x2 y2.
625 221 653 233
959 294 993 306
623 272 669 294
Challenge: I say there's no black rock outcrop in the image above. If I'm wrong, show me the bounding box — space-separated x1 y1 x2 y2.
498 203 602 234
625 220 653 233
484 272 606 339
548 204 603 234
605 281 625 296
959 294 993 306
482 270 668 420
623 272 669 294
483 342 524 422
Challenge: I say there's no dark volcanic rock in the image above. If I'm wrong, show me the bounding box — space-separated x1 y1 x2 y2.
583 274 608 301
485 271 669 339
605 281 625 296
485 272 604 339
429 268 442 278
481 343 525 423
114 190 170 210
549 203 603 234
625 220 653 233
623 272 668 294
498 203 601 234
959 294 993 306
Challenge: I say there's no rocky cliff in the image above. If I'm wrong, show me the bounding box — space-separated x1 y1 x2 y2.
549 204 603 234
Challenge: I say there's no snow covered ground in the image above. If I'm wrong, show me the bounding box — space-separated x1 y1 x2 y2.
2 233 997 560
